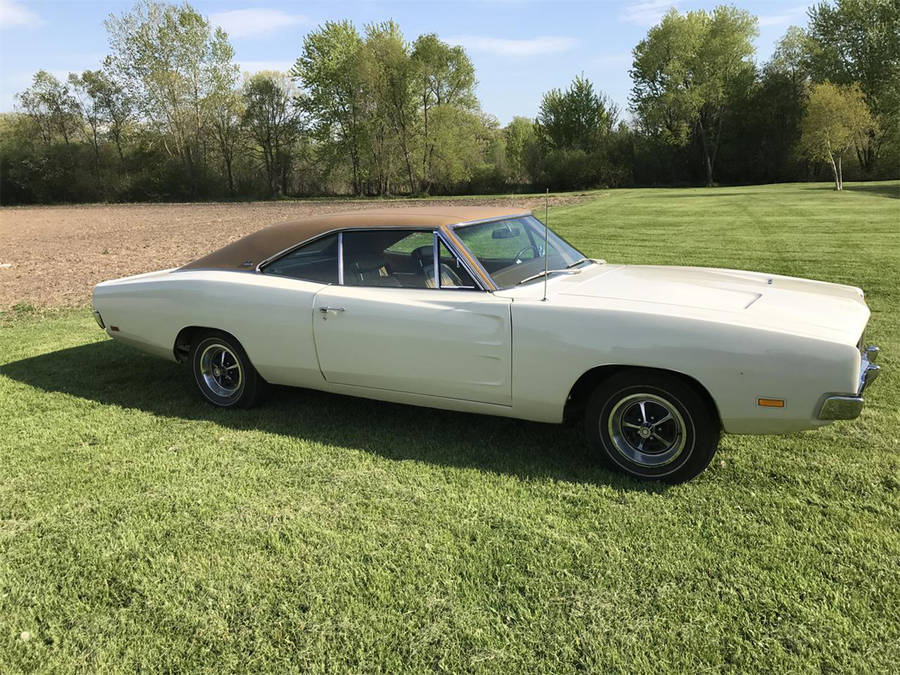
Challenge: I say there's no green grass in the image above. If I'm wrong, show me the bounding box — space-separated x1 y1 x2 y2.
1 181 898 672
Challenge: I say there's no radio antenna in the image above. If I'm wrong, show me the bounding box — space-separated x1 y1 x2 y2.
542 188 550 302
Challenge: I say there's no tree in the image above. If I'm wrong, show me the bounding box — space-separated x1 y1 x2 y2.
630 6 758 186
89 63 134 164
243 72 299 197
293 21 367 195
806 0 900 171
17 70 81 146
209 86 243 197
362 21 416 194
105 0 238 192
536 75 617 152
68 71 107 172
410 34 477 193
769 25 812 85
732 27 812 183
207 37 242 197
504 116 537 185
799 81 875 189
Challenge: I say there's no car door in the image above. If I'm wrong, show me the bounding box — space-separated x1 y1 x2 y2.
312 230 512 405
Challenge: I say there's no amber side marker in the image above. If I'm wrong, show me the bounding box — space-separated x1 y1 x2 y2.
758 398 785 408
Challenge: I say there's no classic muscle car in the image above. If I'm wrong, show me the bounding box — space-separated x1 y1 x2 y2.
92 206 880 482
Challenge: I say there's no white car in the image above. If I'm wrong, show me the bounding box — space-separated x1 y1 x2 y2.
92 207 880 482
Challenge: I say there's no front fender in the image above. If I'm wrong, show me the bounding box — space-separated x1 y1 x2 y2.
509 302 860 433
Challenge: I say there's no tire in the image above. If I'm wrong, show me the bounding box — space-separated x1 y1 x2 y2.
585 370 719 483
190 331 264 408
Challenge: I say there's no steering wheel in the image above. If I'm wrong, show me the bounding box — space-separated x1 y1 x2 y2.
514 244 544 264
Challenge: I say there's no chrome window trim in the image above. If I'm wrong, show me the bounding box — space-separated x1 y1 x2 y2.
434 230 482 291
432 232 441 289
337 231 344 285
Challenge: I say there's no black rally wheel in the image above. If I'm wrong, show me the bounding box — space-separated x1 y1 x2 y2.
585 370 720 483
190 331 263 408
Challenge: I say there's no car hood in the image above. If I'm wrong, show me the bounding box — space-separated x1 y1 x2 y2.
551 264 869 345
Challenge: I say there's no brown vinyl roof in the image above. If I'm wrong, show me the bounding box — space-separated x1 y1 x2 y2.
179 206 530 272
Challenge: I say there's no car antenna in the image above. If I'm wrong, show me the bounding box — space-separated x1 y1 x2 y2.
542 188 550 302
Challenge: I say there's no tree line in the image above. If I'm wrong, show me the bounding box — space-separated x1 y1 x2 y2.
0 0 897 204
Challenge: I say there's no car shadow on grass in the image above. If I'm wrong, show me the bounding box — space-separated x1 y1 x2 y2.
1 340 667 491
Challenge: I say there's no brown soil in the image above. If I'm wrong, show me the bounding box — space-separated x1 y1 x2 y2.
0 195 588 310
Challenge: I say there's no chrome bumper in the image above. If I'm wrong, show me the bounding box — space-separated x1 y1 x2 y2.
818 346 880 420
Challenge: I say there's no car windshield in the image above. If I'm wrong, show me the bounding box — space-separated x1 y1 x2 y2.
452 215 591 288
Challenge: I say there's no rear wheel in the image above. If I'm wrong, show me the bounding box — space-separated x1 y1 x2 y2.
190 332 263 408
585 370 719 483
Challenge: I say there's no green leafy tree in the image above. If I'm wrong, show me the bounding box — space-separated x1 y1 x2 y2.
630 6 758 186
243 72 299 197
293 21 367 195
105 0 238 189
799 81 876 189
85 64 134 164
68 71 109 172
410 34 477 193
207 38 242 197
805 0 900 171
209 85 243 197
536 75 617 152
734 27 813 183
425 108 493 192
362 21 416 194
504 116 538 185
769 25 813 85
17 70 81 146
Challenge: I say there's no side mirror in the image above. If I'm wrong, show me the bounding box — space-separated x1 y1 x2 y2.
492 226 520 239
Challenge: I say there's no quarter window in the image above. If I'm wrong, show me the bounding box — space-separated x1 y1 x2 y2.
435 239 477 289
262 233 339 284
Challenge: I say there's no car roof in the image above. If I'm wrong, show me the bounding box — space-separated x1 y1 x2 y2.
179 206 531 272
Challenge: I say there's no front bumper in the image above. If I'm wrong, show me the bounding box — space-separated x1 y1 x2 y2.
818 346 881 420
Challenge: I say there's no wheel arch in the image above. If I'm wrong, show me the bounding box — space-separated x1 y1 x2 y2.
174 326 245 363
564 365 722 427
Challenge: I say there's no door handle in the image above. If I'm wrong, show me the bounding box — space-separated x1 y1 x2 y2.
319 306 345 313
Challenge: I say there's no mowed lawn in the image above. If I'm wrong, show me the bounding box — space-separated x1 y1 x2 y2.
1 182 898 671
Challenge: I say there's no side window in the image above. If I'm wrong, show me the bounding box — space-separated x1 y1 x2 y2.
341 230 479 289
342 230 419 287
262 233 339 284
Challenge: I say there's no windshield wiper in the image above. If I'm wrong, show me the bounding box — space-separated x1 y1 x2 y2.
566 257 592 269
517 268 584 285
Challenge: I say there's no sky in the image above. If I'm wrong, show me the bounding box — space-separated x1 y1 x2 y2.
0 0 813 124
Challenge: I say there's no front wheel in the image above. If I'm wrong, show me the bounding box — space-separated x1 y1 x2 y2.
190 332 264 408
585 370 719 483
